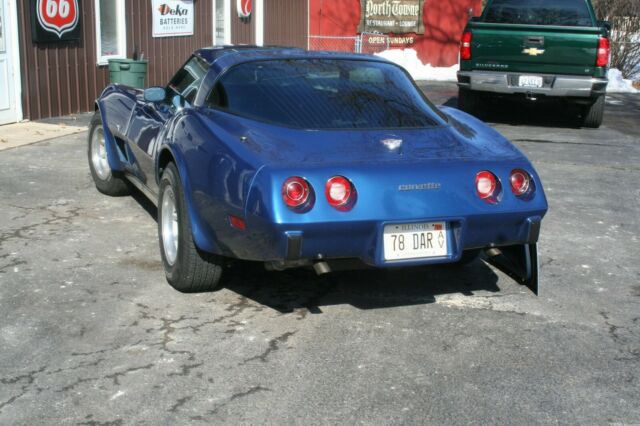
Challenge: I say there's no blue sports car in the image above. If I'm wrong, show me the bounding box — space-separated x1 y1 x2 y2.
89 46 547 294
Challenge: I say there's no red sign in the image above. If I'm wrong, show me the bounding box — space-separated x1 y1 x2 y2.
36 0 79 38
237 0 252 18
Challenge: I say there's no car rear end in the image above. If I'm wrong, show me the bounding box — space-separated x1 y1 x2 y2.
239 155 546 271
197 53 547 292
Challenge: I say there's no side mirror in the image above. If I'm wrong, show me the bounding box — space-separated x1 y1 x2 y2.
144 87 166 103
598 20 612 32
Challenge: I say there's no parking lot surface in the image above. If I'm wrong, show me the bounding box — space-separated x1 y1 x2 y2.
1 84 639 424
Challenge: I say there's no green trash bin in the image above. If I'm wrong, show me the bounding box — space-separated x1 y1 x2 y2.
108 59 148 89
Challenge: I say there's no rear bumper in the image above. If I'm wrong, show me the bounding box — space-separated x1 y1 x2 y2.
239 211 544 268
457 71 608 98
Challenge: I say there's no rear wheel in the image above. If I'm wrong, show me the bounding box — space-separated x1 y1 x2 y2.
87 112 129 196
158 163 223 292
458 89 482 116
581 95 605 128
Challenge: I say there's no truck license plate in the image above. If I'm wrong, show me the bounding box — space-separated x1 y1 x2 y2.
518 76 543 88
383 222 448 261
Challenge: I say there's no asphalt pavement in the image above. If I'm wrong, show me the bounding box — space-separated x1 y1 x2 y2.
0 84 638 425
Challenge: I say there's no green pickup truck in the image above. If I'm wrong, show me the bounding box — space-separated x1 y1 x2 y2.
457 0 610 128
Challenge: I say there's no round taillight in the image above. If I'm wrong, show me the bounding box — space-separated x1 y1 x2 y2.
475 171 497 200
282 177 310 208
325 176 354 210
510 169 531 196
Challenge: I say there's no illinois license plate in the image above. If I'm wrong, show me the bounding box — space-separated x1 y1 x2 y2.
383 222 448 261
518 75 543 88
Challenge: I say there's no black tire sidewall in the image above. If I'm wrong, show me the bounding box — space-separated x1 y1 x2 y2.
158 163 188 284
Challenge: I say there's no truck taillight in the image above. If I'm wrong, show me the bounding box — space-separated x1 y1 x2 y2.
460 32 472 61
596 37 610 67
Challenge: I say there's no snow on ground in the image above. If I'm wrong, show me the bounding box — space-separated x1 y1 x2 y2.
376 48 639 94
374 49 458 81
606 68 639 93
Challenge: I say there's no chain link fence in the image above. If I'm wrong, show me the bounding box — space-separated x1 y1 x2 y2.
308 33 390 54
308 35 360 53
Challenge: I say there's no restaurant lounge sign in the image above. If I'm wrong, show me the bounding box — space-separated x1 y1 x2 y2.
358 0 425 34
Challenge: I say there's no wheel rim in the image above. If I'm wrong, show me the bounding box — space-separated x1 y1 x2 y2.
91 127 111 180
161 186 179 266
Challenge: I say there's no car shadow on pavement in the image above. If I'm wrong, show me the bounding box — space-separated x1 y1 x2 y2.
222 259 501 314
126 183 503 314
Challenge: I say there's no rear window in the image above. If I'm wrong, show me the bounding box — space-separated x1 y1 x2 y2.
205 59 445 130
484 0 593 26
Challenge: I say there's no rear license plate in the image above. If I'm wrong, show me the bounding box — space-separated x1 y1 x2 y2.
518 75 543 88
383 222 448 261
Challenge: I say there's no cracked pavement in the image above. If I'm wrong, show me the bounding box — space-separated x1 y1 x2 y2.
0 85 639 424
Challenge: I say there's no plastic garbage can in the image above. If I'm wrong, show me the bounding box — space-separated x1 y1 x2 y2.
108 59 148 89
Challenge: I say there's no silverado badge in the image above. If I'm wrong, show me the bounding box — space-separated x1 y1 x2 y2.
523 48 545 56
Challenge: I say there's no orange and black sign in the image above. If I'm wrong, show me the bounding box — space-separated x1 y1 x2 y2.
31 0 81 43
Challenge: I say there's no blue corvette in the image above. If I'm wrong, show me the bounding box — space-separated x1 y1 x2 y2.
89 46 547 294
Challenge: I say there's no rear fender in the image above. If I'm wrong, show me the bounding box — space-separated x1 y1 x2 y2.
95 101 126 173
156 144 221 255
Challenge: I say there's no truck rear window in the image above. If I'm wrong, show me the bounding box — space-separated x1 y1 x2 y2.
206 59 445 130
484 0 593 27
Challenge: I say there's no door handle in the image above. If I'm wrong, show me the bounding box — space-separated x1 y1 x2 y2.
525 36 544 46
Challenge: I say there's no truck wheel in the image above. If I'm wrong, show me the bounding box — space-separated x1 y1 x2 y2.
458 89 482 115
582 95 605 128
158 162 223 292
88 112 130 196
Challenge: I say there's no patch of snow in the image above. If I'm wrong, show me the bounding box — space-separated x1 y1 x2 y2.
606 68 639 93
375 48 458 81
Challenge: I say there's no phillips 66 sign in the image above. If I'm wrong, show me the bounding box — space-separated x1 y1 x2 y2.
31 0 81 43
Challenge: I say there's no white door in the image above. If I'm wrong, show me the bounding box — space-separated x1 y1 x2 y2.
0 0 18 125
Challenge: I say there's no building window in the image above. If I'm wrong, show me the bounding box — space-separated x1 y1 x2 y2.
95 0 126 65
214 0 229 45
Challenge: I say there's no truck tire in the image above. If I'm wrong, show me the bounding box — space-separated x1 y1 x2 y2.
458 89 482 115
582 95 605 128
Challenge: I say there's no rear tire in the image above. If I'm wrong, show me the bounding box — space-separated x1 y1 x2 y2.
458 89 482 115
87 112 130 196
158 163 223 292
582 95 605 128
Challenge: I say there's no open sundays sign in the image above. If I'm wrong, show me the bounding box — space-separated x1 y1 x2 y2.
152 0 194 38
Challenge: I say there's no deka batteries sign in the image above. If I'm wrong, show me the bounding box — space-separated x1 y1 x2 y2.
152 0 194 38
31 0 81 43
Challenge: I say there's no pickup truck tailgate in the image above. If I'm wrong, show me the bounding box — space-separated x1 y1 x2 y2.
471 23 601 75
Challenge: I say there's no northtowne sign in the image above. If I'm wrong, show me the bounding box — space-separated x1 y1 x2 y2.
358 0 425 34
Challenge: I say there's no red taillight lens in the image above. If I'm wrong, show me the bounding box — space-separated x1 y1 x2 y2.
510 169 531 196
460 32 472 61
325 176 355 210
475 171 497 200
596 37 610 67
282 177 311 208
